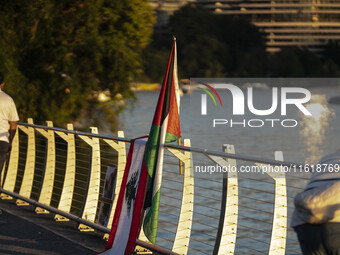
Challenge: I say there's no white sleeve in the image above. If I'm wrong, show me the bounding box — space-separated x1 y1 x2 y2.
8 100 19 122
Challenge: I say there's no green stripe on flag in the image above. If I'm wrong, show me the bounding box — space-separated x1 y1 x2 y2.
143 187 161 244
145 124 161 178
165 132 180 143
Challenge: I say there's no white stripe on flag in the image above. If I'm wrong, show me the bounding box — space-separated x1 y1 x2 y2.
154 116 169 194
101 138 147 255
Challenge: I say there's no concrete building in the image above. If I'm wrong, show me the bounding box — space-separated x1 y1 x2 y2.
195 0 340 52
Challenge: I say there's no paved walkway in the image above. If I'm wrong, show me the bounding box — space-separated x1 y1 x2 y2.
0 199 106 255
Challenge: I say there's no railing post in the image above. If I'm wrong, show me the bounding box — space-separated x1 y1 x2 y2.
35 121 56 213
78 127 101 231
102 131 126 237
209 144 238 255
255 151 287 255
54 123 76 221
167 139 194 255
17 118 36 206
1 125 19 199
1 161 5 188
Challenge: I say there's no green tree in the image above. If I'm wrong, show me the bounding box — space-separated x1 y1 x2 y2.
169 5 228 77
179 35 225 77
141 4 266 80
324 41 340 67
0 0 154 129
268 49 304 77
295 49 325 77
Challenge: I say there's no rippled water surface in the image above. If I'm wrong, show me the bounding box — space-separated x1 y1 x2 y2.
119 85 340 254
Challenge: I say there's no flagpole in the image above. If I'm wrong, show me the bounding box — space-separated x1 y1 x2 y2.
173 36 182 175
178 139 183 175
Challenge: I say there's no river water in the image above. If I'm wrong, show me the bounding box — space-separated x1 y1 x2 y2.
120 83 340 164
119 82 340 254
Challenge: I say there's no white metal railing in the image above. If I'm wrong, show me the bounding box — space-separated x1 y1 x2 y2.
0 119 307 255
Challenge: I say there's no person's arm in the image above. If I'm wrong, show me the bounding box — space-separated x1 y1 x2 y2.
8 121 17 152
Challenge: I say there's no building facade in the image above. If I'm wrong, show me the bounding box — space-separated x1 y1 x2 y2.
196 0 340 52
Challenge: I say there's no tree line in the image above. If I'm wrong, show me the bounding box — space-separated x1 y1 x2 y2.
0 0 154 130
1 2 340 130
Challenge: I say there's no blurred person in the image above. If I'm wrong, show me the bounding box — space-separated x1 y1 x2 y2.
0 72 19 188
292 150 340 254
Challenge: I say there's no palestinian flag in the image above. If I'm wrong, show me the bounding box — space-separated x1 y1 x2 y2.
99 137 149 255
143 38 181 243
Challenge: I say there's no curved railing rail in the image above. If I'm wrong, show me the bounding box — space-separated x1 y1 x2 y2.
0 119 308 255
